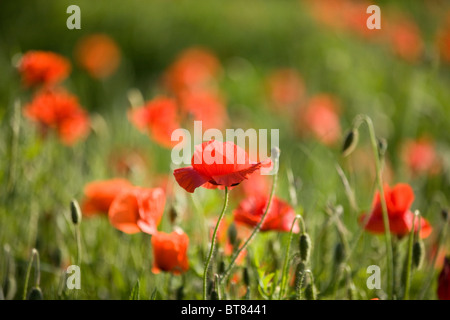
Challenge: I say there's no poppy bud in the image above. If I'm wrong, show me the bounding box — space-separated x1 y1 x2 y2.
377 137 388 158
412 240 425 269
442 209 448 222
342 128 359 157
27 287 43 300
305 283 317 300
3 276 16 300
227 222 238 248
295 261 306 296
169 206 178 225
299 233 311 263
70 199 82 225
333 242 346 266
243 267 250 287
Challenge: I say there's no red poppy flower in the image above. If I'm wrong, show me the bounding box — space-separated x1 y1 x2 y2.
151 229 189 275
23 89 90 145
403 138 440 175
108 187 165 235
386 17 423 62
173 140 272 193
179 89 228 130
437 22 450 63
438 256 450 300
267 69 305 110
75 33 121 79
81 179 133 217
128 96 181 148
19 51 71 87
164 47 220 95
233 196 299 233
300 94 341 145
360 183 432 238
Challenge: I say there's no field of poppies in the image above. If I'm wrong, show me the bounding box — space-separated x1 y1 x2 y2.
1 0 450 301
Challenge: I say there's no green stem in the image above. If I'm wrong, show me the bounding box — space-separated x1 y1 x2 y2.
220 160 279 285
75 225 82 266
354 115 394 300
279 215 303 299
403 212 417 300
23 248 39 300
203 187 229 300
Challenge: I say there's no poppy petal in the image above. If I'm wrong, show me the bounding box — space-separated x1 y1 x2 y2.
173 166 210 193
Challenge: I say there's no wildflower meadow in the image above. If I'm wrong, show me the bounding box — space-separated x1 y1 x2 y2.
0 0 450 305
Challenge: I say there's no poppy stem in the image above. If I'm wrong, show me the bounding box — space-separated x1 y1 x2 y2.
203 187 229 300
403 211 418 300
279 214 302 299
354 114 394 300
23 248 39 300
220 155 280 286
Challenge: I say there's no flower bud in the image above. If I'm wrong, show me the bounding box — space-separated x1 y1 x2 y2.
243 267 250 287
333 242 345 266
70 199 82 225
412 240 425 269
305 283 317 300
377 137 388 158
442 209 448 222
27 286 43 300
342 129 359 157
299 233 311 263
227 223 238 248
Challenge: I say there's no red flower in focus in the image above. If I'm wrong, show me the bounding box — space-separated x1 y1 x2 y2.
108 187 165 235
173 140 272 193
151 229 189 275
82 179 133 217
438 256 450 300
403 138 440 175
386 17 423 62
24 89 90 145
267 69 304 110
75 33 121 79
18 51 71 87
128 97 181 148
300 94 341 145
360 183 432 238
164 47 220 95
233 196 299 233
179 90 228 130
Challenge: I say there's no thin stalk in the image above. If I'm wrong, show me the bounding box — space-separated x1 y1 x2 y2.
203 187 229 300
23 249 39 300
220 160 279 284
403 212 418 300
354 115 394 299
279 215 303 299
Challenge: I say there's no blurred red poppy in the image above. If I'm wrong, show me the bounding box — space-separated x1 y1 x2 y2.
240 171 271 198
108 187 165 235
151 229 189 275
173 140 272 193
267 69 305 111
437 21 450 63
75 33 121 79
403 138 440 175
18 51 71 87
300 94 341 145
82 179 133 217
164 47 220 95
386 17 423 62
233 196 299 233
24 89 90 145
128 96 181 148
360 183 432 238
179 89 228 130
438 256 450 300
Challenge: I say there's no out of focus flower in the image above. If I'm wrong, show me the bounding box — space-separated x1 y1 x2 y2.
438 256 450 300
173 140 271 193
18 51 71 87
23 89 90 145
108 187 165 235
233 196 299 233
81 179 133 217
266 69 304 111
151 229 189 275
128 96 181 148
164 47 221 95
402 138 440 175
209 218 248 265
386 16 423 62
299 94 341 145
436 15 450 63
75 34 121 79
179 89 228 130
360 183 432 238
108 149 148 177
